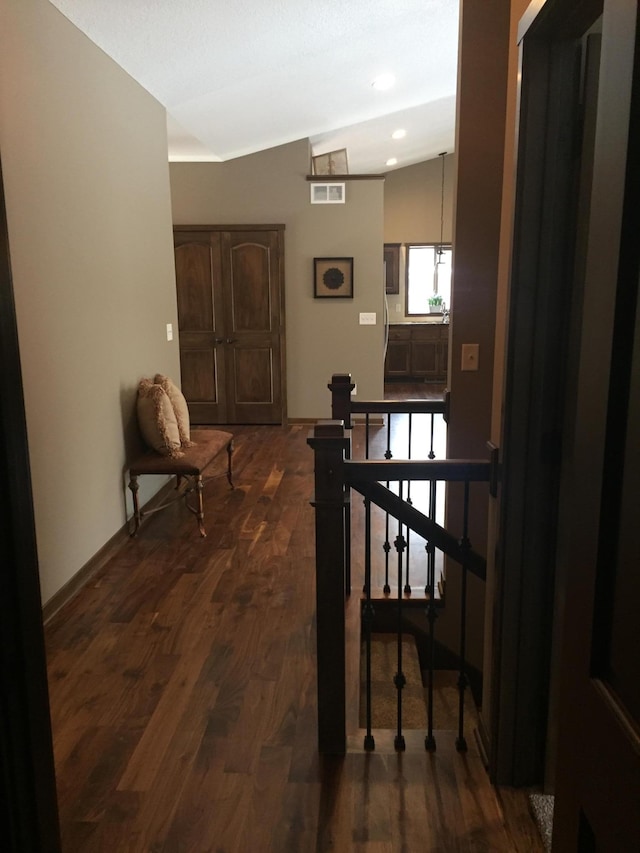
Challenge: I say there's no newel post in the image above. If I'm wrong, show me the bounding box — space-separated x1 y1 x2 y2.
328 373 355 429
307 420 350 755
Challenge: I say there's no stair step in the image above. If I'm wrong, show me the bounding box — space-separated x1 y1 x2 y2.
359 634 478 732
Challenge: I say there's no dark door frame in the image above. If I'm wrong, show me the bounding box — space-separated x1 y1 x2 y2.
491 0 603 786
0 157 62 850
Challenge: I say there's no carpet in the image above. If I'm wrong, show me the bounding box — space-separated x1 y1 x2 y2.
359 633 472 731
529 793 554 851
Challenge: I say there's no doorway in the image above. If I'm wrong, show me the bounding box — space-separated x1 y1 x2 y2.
174 225 286 425
495 0 640 847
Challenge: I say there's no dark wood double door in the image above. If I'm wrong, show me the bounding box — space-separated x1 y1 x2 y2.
174 226 285 425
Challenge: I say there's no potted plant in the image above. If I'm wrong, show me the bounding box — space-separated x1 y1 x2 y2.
428 293 444 314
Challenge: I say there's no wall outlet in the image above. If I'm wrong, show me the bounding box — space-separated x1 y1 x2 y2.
166 323 173 341
461 343 479 371
395 303 401 313
359 312 377 325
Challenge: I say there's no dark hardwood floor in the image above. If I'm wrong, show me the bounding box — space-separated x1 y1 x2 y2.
44 422 544 852
383 381 447 402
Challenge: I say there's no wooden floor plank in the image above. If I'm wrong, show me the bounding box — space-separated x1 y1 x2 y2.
44 420 545 852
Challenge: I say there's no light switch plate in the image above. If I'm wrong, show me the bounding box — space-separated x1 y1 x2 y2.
166 323 173 341
359 312 377 325
461 343 479 371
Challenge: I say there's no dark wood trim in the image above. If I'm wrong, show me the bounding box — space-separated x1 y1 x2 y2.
493 0 605 788
0 158 62 851
307 422 349 754
306 174 386 181
518 0 602 41
518 0 548 41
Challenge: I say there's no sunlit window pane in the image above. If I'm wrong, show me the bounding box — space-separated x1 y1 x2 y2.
406 244 452 315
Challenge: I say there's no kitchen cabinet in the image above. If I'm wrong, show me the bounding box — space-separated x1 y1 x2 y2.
385 323 448 383
384 243 401 295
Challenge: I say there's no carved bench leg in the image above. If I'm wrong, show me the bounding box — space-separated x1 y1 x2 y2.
226 440 235 488
195 474 206 537
128 473 141 536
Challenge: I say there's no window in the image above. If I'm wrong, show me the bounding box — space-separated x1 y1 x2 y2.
405 243 452 315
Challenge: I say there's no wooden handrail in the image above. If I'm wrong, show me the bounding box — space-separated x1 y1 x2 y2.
348 399 446 415
345 459 490 483
328 372 448 428
346 477 487 581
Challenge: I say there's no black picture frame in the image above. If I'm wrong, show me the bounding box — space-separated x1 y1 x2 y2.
313 257 354 298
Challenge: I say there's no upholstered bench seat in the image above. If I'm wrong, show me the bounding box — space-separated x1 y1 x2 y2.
128 428 234 538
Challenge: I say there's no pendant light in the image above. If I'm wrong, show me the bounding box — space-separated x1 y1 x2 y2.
436 151 446 264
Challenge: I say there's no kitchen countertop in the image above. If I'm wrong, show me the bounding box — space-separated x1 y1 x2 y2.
389 318 449 325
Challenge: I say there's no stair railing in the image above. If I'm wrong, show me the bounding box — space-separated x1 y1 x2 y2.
308 379 498 757
328 373 449 597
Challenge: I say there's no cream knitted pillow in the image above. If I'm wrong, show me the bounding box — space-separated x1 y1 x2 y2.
136 379 183 457
154 374 194 447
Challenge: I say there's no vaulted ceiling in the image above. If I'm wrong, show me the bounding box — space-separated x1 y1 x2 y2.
48 0 459 173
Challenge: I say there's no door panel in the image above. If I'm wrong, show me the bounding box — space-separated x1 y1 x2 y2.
601 329 640 720
221 230 283 423
411 341 438 377
232 347 274 403
175 242 215 331
228 242 272 331
180 347 219 400
385 340 411 376
174 231 226 423
551 0 640 843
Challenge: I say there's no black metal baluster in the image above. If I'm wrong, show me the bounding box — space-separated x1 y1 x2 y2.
345 423 352 596
382 412 392 595
385 410 392 460
394 493 406 752
363 497 375 751
456 480 471 752
429 411 436 459
425 478 438 752
404 413 413 595
383 517 391 595
365 413 370 460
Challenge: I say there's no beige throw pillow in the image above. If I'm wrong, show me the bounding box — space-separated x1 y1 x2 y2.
154 374 194 447
136 379 183 457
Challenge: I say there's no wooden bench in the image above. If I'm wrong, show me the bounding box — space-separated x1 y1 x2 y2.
128 429 234 538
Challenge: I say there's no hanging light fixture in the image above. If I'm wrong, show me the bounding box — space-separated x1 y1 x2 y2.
436 151 446 265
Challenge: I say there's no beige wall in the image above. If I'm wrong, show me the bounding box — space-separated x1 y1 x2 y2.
384 155 455 243
437 0 513 671
170 149 385 419
383 155 455 317
0 0 180 603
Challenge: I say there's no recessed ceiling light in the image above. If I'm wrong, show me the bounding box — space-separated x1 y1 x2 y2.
392 129 406 140
372 74 395 91
386 158 398 167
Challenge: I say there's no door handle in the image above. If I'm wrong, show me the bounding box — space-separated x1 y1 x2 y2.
214 338 225 344
226 338 238 344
